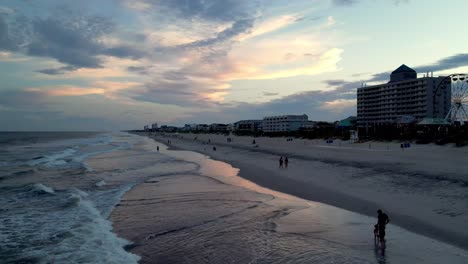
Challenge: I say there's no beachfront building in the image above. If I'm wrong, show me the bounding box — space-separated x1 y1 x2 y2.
182 124 197 132
357 65 450 128
151 123 158 130
262 114 309 133
196 124 210 132
159 125 178 132
234 120 262 133
210 123 228 132
143 125 149 131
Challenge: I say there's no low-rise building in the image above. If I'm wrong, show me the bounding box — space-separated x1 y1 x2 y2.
262 114 309 133
234 120 262 132
210 123 228 132
182 124 197 132
159 125 178 132
196 124 210 131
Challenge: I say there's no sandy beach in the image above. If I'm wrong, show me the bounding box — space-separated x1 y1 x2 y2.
141 132 468 251
102 133 468 263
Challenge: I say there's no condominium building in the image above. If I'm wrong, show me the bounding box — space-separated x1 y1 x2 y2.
357 65 450 127
262 114 308 133
234 120 262 132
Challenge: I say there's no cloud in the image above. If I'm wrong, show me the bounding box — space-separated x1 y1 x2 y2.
332 0 358 6
332 0 409 7
138 0 254 22
178 18 255 48
237 14 300 41
26 81 141 98
36 65 77 75
0 7 14 15
263 92 279 96
172 83 358 125
0 10 147 72
415 53 468 73
361 53 468 84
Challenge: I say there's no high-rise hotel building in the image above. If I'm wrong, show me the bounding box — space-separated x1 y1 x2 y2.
357 65 450 127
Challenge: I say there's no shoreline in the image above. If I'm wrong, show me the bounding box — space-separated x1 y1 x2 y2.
111 134 468 263
141 132 468 251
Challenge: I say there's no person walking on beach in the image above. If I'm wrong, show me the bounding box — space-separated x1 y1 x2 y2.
279 157 283 168
284 157 289 168
376 209 390 247
157 146 159 152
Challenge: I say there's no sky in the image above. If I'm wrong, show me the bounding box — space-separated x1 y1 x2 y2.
1 0 468 131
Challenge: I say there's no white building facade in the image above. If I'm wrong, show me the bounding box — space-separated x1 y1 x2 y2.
357 65 450 127
262 114 309 133
234 120 262 132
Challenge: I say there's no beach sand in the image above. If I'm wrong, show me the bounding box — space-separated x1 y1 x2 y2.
144 133 468 251
111 135 468 263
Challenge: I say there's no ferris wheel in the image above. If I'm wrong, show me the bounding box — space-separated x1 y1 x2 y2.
447 74 468 123
434 74 468 124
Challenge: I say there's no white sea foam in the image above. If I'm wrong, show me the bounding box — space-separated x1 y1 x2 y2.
32 183 55 194
28 148 76 167
8 188 140 264
96 180 106 187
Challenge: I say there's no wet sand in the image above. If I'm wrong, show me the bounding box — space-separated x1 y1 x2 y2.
111 137 468 263
142 133 468 251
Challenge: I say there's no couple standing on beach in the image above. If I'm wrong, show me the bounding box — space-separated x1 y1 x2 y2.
279 156 288 168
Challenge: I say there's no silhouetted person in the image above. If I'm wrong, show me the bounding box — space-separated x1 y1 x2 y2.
213 146 216 151
284 157 288 168
157 146 159 152
376 209 390 247
279 157 283 168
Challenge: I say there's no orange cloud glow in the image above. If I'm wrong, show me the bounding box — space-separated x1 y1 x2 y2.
26 81 142 98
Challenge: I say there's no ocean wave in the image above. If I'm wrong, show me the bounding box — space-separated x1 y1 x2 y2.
1 186 140 264
96 180 106 187
32 183 55 194
28 148 76 167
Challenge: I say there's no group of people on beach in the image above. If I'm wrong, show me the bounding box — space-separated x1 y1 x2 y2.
278 156 289 168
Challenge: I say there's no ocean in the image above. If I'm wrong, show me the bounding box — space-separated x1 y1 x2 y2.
0 132 143 263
